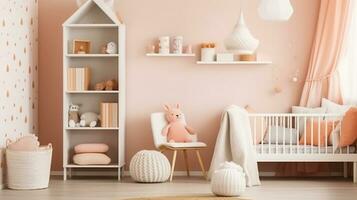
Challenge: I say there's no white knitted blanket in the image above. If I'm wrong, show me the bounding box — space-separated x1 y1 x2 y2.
208 105 261 186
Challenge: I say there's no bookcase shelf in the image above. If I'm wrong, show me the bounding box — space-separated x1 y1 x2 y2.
66 54 119 58
66 90 119 94
62 0 126 181
65 127 119 131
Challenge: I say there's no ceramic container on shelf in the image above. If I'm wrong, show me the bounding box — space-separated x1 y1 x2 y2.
201 48 215 62
172 36 183 54
184 45 193 54
159 36 170 54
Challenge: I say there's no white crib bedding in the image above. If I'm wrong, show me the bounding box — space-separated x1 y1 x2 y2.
255 144 356 154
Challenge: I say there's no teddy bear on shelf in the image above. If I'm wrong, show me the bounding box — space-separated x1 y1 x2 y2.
80 112 100 128
94 79 118 91
68 104 81 127
161 104 196 143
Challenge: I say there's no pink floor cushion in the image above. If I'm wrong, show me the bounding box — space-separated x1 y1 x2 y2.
73 153 111 165
74 143 109 154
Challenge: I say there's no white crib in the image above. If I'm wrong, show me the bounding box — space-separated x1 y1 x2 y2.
248 113 357 183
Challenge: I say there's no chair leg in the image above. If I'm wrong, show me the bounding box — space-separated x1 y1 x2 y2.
183 150 190 176
195 150 206 179
353 162 357 183
170 150 177 182
343 162 348 178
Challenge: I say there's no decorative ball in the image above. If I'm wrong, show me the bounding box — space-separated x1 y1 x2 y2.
292 76 298 82
211 162 246 197
106 42 117 54
129 150 171 183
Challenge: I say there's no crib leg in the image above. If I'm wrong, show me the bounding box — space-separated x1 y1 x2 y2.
353 162 357 183
343 162 348 178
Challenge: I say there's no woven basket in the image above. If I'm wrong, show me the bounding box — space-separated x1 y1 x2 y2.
6 144 52 190
129 150 171 183
211 162 246 197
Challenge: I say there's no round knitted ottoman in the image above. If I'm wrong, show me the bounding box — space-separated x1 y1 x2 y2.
211 161 246 197
129 150 171 183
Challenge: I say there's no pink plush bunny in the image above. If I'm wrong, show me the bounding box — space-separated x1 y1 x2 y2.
162 104 196 143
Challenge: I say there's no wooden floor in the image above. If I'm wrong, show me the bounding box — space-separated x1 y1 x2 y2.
0 177 356 200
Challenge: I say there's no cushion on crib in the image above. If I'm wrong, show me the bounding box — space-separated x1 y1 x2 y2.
299 120 337 146
264 126 298 144
292 106 326 136
245 105 267 144
322 98 351 120
73 153 111 165
339 107 357 147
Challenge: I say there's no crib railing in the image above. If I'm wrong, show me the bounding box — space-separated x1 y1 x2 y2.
247 113 354 155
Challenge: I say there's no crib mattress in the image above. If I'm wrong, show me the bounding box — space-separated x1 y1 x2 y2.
255 144 356 154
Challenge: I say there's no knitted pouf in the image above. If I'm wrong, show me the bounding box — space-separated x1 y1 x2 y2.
211 161 246 197
129 150 171 183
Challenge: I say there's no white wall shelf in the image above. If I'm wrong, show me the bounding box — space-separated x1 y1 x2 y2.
62 0 126 181
196 61 273 65
146 53 195 57
66 54 119 58
66 90 119 94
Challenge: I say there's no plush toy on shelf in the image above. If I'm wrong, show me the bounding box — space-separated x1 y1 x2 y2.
162 104 196 143
80 112 100 128
68 104 80 128
94 79 118 91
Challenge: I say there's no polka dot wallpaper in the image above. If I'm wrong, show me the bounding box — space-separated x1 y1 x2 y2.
0 0 38 148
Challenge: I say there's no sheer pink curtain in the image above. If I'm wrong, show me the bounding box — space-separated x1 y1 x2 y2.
277 0 351 176
299 0 350 107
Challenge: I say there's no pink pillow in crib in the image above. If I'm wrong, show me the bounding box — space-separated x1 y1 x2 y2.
299 120 336 146
74 143 109 154
245 105 267 144
339 107 357 147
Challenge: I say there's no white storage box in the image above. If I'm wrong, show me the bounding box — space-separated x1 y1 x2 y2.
6 144 52 190
217 53 234 62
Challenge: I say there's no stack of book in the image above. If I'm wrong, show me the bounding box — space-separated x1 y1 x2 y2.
100 102 118 127
67 67 91 91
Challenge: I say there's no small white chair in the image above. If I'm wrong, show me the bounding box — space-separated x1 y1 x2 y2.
150 112 207 181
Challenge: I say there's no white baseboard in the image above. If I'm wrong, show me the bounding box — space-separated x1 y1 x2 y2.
51 170 345 178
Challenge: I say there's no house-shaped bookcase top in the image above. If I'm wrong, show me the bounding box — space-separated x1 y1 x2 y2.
63 0 122 25
62 0 126 181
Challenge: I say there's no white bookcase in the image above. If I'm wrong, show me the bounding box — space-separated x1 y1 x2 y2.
62 0 125 180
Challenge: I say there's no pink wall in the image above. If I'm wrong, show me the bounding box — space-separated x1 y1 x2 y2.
39 0 320 171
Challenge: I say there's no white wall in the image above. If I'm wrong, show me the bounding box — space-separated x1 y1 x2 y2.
0 0 38 188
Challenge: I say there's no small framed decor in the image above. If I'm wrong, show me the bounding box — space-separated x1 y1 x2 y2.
73 40 91 54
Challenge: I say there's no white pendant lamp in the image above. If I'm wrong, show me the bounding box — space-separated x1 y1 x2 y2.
225 12 259 54
258 0 294 21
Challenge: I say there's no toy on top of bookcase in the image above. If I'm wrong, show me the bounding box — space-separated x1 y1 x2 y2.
94 79 118 91
73 40 91 54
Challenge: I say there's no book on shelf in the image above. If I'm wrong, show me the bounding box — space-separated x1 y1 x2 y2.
100 102 118 128
67 67 90 91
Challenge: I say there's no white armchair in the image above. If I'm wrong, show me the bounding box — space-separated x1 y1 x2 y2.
150 112 207 181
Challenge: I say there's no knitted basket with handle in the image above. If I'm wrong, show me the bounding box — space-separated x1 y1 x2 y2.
211 161 246 197
6 144 52 190
129 150 171 183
